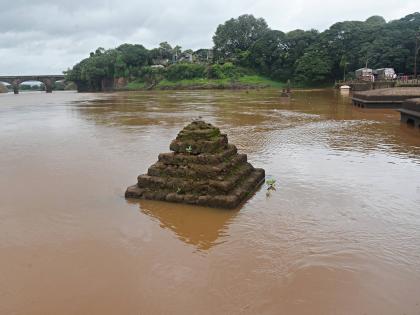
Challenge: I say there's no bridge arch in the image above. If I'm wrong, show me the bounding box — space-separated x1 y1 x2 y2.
17 79 47 92
0 75 66 94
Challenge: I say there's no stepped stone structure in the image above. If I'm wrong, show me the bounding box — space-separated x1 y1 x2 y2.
125 121 265 209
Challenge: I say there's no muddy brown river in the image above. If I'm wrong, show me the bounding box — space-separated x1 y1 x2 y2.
1 89 420 315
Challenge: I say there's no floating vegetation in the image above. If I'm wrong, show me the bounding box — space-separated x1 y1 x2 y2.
265 178 277 197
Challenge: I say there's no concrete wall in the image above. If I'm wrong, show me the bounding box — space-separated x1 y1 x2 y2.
350 81 396 91
401 112 420 128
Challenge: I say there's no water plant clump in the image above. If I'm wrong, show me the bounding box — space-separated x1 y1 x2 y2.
265 178 277 197
125 120 265 209
266 179 276 191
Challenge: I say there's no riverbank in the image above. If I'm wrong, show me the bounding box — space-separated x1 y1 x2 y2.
352 87 420 108
126 75 287 90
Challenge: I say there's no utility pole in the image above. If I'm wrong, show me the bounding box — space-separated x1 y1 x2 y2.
415 32 420 78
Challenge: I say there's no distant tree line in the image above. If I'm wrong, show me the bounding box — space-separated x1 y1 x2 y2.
0 81 76 92
20 84 45 91
65 12 420 89
0 83 46 91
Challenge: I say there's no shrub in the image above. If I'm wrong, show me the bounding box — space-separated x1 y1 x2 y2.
138 66 166 85
166 63 207 81
207 62 242 79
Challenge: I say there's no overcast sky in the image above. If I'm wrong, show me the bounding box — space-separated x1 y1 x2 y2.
0 0 419 75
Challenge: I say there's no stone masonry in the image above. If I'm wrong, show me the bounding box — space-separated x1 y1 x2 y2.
125 121 265 209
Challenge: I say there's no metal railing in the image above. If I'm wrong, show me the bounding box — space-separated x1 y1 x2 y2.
396 75 420 85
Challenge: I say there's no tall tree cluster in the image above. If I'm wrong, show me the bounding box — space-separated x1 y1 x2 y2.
213 13 420 83
66 12 420 89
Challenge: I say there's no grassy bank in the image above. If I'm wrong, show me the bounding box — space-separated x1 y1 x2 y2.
126 75 287 91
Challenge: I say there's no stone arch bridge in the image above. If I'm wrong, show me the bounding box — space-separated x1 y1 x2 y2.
0 75 65 94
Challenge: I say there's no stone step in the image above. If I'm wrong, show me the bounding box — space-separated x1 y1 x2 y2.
169 134 228 154
176 128 222 141
137 162 254 195
125 168 265 209
158 144 237 165
147 154 247 179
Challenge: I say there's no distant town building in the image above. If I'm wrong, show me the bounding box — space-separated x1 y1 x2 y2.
194 49 213 63
176 52 193 63
154 48 214 66
373 68 397 80
355 68 374 82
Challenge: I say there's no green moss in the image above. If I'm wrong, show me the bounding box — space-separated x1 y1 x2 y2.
209 129 221 140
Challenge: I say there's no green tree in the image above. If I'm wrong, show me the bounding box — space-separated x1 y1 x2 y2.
158 42 173 59
340 55 350 81
114 53 127 78
65 12 420 89
318 20 375 78
65 48 116 91
139 66 166 87
116 44 149 67
280 29 320 80
249 30 287 77
213 14 269 62
362 13 420 74
173 45 182 61
365 15 386 26
295 47 332 84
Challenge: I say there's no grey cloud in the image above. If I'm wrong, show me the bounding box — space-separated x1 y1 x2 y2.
0 0 419 74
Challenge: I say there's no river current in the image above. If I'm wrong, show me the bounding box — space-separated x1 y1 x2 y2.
0 89 419 314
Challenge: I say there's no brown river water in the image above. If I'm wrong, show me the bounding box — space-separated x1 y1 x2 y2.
1 89 420 315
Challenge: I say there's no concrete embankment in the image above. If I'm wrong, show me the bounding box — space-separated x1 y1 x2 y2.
352 87 420 109
398 98 420 128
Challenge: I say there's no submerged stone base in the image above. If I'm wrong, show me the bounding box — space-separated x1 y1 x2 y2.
125 120 265 209
126 168 264 208
398 98 420 128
